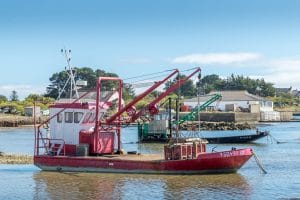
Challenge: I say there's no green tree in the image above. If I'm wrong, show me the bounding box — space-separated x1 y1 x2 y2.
198 74 224 94
46 67 135 100
0 95 7 102
123 84 135 102
25 94 44 102
10 90 18 101
25 94 55 105
164 74 196 98
198 74 275 97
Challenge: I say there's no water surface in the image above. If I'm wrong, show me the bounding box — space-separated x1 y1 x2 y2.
0 123 299 199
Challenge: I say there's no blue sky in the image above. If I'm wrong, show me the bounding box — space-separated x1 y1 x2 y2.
1 0 300 99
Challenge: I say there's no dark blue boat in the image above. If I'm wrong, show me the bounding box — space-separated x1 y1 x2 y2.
203 130 269 144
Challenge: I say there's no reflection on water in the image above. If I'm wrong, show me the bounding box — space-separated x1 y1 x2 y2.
1 123 300 199
33 172 251 200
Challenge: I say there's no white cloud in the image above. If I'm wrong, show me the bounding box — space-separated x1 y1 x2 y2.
263 58 300 88
269 59 300 72
171 52 300 89
172 52 262 65
0 84 46 100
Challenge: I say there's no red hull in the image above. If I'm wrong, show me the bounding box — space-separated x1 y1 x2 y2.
34 148 253 174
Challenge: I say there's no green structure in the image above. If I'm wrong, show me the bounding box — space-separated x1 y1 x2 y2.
138 110 173 142
138 94 222 142
174 93 222 126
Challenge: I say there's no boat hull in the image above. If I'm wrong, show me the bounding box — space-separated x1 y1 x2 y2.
204 131 269 144
34 148 253 174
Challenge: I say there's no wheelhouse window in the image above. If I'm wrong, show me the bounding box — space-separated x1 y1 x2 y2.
74 112 84 123
89 112 96 123
57 113 63 123
65 112 73 123
82 112 96 124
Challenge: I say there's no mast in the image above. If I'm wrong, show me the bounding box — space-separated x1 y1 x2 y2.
197 72 201 135
58 48 79 100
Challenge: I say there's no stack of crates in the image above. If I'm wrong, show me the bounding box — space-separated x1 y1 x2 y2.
164 142 206 160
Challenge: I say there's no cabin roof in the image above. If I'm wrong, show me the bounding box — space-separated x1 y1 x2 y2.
49 102 96 109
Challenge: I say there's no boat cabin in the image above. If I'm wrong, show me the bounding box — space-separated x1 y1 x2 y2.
48 98 117 156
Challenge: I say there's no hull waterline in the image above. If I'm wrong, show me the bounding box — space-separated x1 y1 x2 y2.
34 148 253 175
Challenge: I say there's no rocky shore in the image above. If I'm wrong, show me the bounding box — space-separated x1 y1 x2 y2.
0 152 33 164
180 121 254 131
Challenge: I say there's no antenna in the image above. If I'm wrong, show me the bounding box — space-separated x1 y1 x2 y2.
57 48 79 100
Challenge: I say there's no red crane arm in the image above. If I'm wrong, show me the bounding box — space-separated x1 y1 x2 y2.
106 69 179 124
130 67 201 122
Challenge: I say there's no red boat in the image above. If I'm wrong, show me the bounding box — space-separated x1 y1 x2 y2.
34 147 253 174
34 67 253 174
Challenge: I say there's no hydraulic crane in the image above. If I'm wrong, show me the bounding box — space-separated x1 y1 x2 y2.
105 69 179 125
129 67 201 122
173 93 222 126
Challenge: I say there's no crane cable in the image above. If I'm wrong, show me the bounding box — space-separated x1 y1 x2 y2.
123 69 176 81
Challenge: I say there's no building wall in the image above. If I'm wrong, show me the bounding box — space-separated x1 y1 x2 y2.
179 112 259 122
25 106 41 117
185 100 257 111
259 101 273 112
184 100 273 112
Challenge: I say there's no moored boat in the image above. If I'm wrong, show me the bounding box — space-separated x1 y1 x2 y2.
34 147 253 174
203 130 269 144
33 67 254 174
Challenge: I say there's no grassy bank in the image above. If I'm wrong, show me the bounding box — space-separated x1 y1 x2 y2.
274 106 300 112
0 152 33 164
0 114 47 127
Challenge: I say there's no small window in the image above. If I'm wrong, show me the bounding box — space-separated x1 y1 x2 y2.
57 113 63 123
65 112 73 123
74 112 84 123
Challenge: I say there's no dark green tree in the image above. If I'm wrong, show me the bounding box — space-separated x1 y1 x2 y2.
10 90 18 101
164 74 196 98
198 74 275 97
198 74 224 94
46 67 135 100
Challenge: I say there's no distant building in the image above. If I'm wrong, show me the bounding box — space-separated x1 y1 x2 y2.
184 90 273 112
275 87 292 95
292 89 300 97
24 106 41 117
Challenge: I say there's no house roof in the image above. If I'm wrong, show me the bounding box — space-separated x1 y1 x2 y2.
184 90 267 102
275 87 292 93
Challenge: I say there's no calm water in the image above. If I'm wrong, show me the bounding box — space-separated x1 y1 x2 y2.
0 123 300 200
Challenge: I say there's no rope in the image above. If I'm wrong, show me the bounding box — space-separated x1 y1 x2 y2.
123 69 175 81
252 151 267 174
268 133 282 144
180 67 200 72
125 81 155 88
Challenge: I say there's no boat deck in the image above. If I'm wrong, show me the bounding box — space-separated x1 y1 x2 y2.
75 153 165 161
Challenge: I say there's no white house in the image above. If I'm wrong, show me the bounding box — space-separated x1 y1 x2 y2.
184 90 273 112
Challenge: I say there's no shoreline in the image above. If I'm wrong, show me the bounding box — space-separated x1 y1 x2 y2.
0 152 33 164
0 114 47 128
